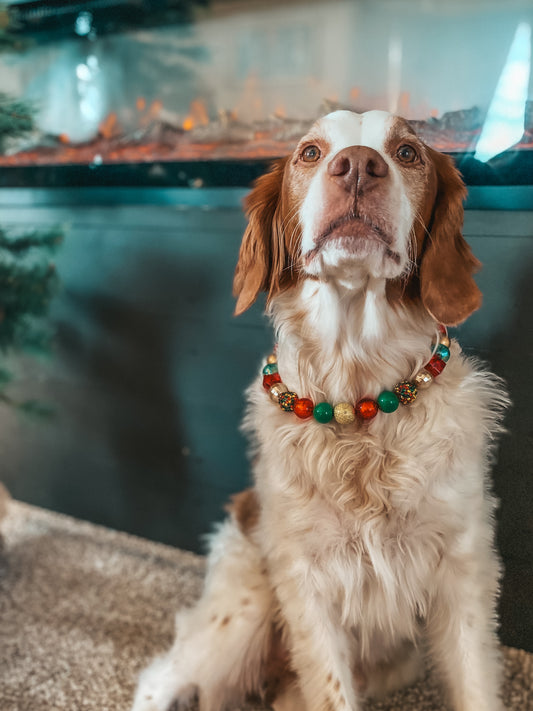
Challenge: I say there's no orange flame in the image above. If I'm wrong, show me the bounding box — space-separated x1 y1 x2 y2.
183 98 210 131
399 91 411 113
99 112 119 139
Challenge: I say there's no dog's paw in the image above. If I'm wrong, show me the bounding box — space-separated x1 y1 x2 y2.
131 684 197 711
131 655 197 711
132 683 197 711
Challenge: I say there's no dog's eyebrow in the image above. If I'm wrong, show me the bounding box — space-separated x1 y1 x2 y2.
383 118 423 157
390 117 418 139
295 133 324 149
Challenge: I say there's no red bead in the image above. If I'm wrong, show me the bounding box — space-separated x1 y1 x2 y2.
425 354 446 377
294 398 314 419
263 372 281 390
355 398 379 420
438 324 447 335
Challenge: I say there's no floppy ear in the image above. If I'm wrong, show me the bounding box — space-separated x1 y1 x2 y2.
419 148 482 326
233 158 291 316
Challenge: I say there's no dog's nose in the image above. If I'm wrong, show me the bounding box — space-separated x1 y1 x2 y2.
327 146 389 193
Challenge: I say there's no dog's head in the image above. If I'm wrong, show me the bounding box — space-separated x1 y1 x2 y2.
233 109 481 326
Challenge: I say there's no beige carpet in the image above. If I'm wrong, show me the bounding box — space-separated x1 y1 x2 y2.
0 501 532 711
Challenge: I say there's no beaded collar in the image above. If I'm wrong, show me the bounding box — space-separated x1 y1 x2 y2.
262 326 450 424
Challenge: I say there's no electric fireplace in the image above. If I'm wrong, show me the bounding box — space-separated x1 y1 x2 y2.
1 0 532 192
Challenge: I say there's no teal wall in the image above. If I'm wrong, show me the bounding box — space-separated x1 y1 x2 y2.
0 190 531 651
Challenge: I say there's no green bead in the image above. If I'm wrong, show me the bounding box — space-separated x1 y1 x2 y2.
436 344 450 362
313 402 333 423
377 390 399 413
262 363 278 375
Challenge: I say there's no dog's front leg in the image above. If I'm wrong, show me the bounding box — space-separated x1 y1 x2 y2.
426 546 503 711
273 572 359 711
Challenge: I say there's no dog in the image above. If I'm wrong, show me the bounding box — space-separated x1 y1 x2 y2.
131 110 508 711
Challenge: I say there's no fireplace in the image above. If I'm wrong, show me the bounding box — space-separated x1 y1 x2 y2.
1 0 532 191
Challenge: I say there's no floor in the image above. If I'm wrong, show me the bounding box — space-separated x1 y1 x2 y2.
1 500 532 711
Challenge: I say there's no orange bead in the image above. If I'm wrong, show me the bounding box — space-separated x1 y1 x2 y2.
355 398 379 420
294 398 314 419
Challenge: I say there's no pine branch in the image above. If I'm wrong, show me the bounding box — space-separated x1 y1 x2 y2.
0 12 58 410
0 227 63 254
0 228 63 352
0 94 34 152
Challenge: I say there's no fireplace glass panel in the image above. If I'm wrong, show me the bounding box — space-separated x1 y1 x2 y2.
1 0 532 185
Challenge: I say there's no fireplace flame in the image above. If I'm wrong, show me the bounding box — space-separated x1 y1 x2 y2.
99 112 119 140
0 96 530 168
183 99 210 131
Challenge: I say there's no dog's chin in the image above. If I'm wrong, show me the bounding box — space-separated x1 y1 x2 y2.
304 233 406 283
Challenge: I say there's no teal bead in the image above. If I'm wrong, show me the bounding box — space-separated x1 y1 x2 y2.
313 402 333 423
262 362 278 375
436 344 450 362
377 390 400 413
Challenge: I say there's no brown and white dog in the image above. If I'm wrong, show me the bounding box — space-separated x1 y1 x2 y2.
132 110 508 711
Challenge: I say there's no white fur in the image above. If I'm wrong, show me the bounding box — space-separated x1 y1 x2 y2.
300 111 413 281
131 112 508 711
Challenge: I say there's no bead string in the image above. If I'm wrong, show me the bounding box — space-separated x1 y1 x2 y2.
262 325 451 424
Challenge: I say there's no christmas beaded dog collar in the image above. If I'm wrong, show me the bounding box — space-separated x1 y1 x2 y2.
262 326 451 424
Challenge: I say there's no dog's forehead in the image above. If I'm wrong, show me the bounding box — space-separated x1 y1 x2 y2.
311 110 400 153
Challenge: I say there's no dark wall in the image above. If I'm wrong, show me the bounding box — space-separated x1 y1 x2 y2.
0 190 531 652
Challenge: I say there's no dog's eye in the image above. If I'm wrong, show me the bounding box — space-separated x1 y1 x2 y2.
396 145 418 163
301 145 321 163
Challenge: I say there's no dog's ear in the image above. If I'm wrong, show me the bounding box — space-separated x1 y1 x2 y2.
233 158 291 316
419 149 482 327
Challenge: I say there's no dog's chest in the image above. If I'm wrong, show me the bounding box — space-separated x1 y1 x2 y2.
255 400 461 637
292 491 443 630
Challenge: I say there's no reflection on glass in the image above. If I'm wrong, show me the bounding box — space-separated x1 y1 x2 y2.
475 22 531 163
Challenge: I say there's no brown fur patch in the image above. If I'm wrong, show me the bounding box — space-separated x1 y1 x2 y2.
225 488 260 535
419 147 481 326
233 157 301 315
261 624 296 705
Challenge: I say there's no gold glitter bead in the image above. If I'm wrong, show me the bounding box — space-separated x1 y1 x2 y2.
269 382 288 403
267 354 277 364
414 369 433 389
439 335 451 348
334 402 356 424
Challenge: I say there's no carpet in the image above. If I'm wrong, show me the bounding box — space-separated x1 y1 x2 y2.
0 500 531 711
